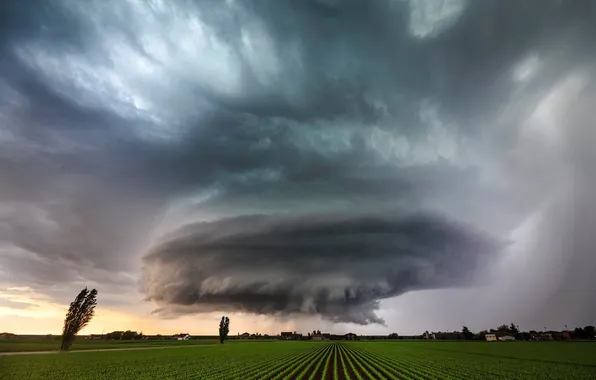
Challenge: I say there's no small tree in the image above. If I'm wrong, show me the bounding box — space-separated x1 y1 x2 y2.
61 288 98 351
462 326 474 340
219 316 230 344
509 323 520 335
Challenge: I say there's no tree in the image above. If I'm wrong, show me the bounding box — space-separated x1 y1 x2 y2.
61 287 98 351
462 326 473 340
105 331 123 340
584 326 595 339
121 330 139 340
509 323 520 335
219 316 230 344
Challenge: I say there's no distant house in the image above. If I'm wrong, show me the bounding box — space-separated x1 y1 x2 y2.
423 332 436 340
344 333 358 340
280 332 302 340
0 332 16 339
240 332 250 339
538 333 553 341
174 333 191 341
86 334 104 340
485 334 498 342
312 333 331 341
499 335 515 341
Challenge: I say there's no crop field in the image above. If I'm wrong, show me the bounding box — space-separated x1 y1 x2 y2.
1 341 595 379
0 339 220 353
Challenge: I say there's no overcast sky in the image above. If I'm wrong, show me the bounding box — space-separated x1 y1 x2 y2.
0 0 595 335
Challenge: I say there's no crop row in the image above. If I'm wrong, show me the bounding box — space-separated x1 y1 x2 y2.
234 342 596 380
355 342 596 380
2 341 595 379
220 343 448 379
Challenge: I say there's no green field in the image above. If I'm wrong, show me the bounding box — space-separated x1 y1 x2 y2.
0 339 219 353
1 341 595 379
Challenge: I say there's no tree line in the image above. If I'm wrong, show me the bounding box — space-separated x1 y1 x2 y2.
59 288 232 350
58 287 595 350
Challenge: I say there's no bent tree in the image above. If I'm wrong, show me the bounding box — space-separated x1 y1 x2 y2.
61 287 98 351
219 316 230 344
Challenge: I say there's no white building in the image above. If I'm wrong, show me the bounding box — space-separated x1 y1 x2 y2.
499 335 515 341
175 334 191 340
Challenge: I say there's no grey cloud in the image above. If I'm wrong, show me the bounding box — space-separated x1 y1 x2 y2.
142 212 500 325
0 298 39 310
0 0 594 327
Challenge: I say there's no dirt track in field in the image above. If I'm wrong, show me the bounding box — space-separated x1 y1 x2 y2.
0 344 215 356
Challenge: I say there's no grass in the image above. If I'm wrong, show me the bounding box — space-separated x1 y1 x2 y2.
0 338 220 353
1 341 595 379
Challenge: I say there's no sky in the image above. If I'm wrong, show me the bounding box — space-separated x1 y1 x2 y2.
0 0 595 336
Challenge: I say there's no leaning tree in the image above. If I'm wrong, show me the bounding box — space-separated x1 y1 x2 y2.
60 287 98 351
219 316 230 344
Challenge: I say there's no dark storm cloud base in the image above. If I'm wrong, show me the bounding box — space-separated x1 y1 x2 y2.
142 212 499 324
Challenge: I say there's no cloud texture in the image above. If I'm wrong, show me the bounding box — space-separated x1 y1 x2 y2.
0 0 595 326
143 212 499 324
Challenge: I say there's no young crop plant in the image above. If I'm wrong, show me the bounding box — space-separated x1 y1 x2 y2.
306 344 333 380
3 340 596 379
339 344 365 380
319 343 334 380
293 344 331 379
270 345 324 380
333 343 339 380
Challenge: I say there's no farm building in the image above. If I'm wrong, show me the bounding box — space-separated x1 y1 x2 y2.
344 333 358 340
499 335 515 341
104 331 125 340
174 333 191 340
312 333 331 341
280 332 302 340
485 334 498 341
0 332 16 339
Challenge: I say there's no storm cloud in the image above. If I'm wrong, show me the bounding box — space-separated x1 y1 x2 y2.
1 0 595 327
142 212 500 324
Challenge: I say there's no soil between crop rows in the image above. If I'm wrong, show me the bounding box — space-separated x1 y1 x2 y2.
3 340 595 379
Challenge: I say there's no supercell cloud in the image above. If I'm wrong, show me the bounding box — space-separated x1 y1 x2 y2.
0 0 595 325
143 212 499 324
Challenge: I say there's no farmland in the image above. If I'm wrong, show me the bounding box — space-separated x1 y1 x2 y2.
1 341 595 379
0 338 219 353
